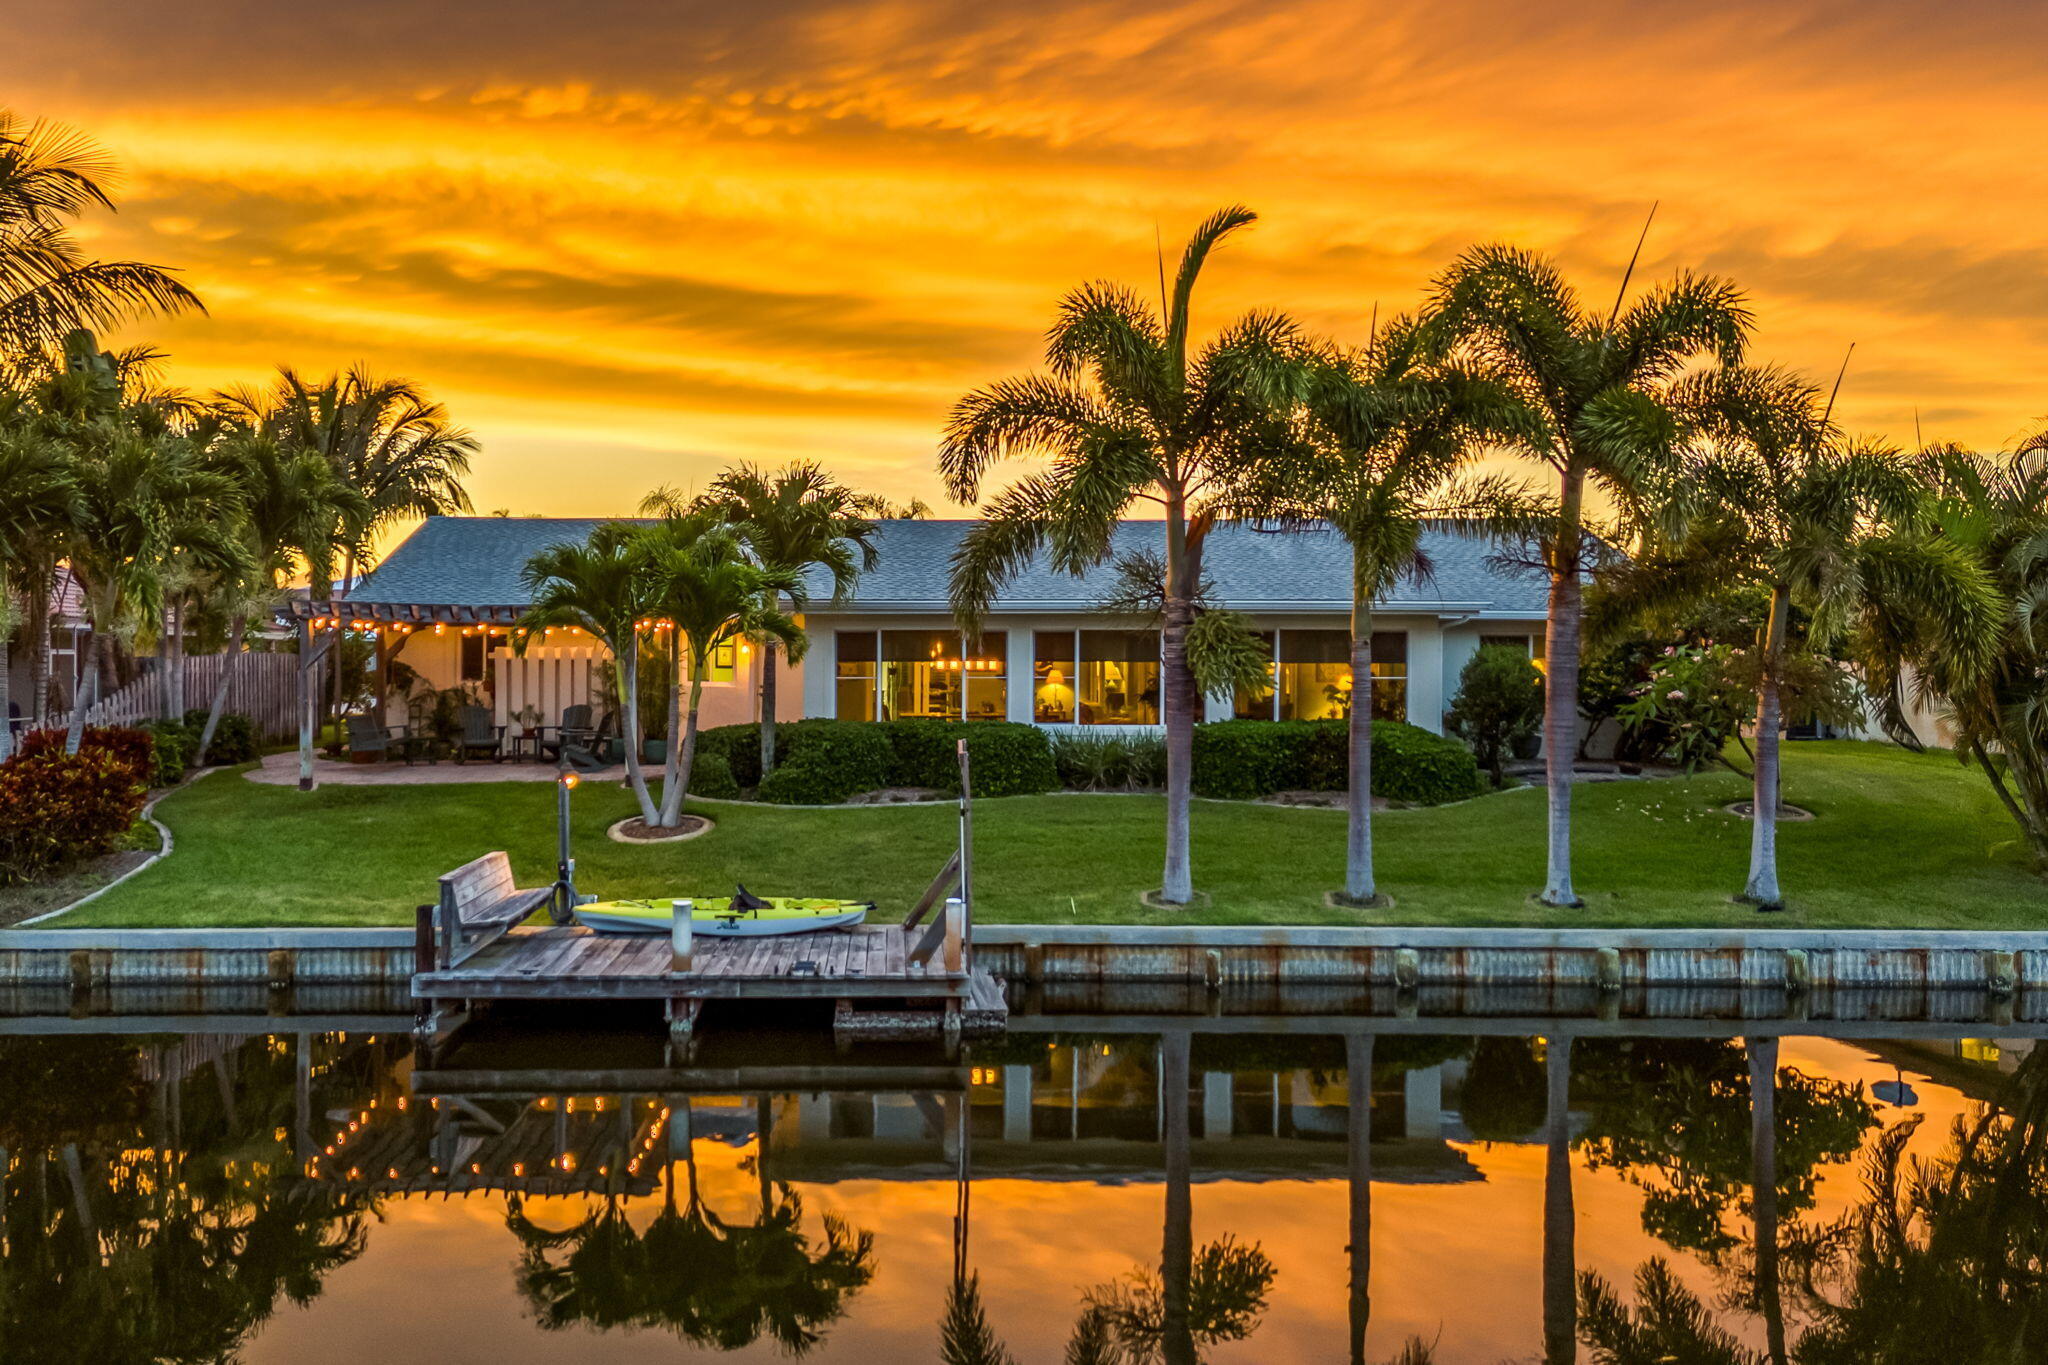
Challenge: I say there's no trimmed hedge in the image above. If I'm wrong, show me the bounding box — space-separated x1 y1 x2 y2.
756 723 896 805
1191 719 1481 805
697 718 1058 803
881 720 1058 797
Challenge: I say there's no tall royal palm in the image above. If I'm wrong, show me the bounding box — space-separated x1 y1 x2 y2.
683 463 878 778
0 111 202 361
1220 315 1531 904
518 523 663 827
1649 367 2000 906
1426 245 1752 906
942 206 1293 905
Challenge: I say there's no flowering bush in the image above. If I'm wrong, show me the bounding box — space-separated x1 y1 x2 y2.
1617 644 1864 771
0 745 149 885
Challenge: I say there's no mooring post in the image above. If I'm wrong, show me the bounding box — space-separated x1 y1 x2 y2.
671 899 694 974
943 897 964 976
956 739 974 974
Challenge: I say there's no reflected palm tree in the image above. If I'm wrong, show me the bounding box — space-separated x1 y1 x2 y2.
1578 1259 1764 1365
1544 1036 1576 1365
1348 1031 1375 1365
504 1104 875 1354
1796 1047 2048 1361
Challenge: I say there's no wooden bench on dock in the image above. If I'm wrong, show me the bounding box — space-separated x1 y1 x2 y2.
427 852 558 970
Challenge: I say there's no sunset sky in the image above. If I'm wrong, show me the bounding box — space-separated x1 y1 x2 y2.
9 0 2048 521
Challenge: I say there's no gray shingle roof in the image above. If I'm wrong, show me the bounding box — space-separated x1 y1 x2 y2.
347 516 1548 618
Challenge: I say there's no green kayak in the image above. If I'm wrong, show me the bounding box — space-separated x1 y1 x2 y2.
576 896 870 937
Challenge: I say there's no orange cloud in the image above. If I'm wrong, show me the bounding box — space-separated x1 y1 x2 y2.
8 0 2048 523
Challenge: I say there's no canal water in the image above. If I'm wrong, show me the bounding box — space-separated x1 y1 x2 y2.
0 1012 2036 1362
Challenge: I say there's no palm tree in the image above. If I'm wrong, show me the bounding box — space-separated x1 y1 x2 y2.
942 206 1295 904
1577 1258 1764 1365
636 510 804 827
31 334 245 753
682 463 879 778
1218 315 1534 903
517 523 662 826
1864 442 2048 866
0 423 76 760
188 428 366 763
219 366 475 727
0 111 202 361
1424 245 1751 906
1606 366 2001 906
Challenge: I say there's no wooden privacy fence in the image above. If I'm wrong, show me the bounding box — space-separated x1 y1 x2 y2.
83 652 300 739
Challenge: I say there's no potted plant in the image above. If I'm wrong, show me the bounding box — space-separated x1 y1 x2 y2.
511 703 544 738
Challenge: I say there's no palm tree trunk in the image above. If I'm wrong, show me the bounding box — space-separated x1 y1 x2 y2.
1744 585 1790 907
0 633 13 763
1541 473 1586 907
1345 584 1378 904
196 614 246 765
1748 1036 1786 1365
1160 1029 1196 1365
617 632 659 826
659 666 702 828
760 641 779 777
1542 1035 1576 1365
164 601 184 720
1346 1031 1374 1365
1971 740 2048 867
657 636 684 826
63 628 100 755
1159 501 1197 905
26 568 51 731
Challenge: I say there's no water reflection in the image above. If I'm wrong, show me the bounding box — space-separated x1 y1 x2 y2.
0 1023 2043 1361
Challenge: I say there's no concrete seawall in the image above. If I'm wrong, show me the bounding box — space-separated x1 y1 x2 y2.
3 925 2047 997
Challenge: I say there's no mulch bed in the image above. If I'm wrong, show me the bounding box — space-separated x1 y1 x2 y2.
608 814 715 843
0 846 160 927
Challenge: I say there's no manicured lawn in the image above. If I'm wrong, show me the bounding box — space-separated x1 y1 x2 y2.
41 741 2047 929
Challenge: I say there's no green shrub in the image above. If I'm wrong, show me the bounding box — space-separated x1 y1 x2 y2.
180 709 259 765
142 720 197 786
1371 721 1483 805
1049 731 1167 791
0 746 150 884
686 740 739 799
698 722 766 788
756 723 894 804
883 720 1057 797
1445 646 1544 787
1191 720 1481 804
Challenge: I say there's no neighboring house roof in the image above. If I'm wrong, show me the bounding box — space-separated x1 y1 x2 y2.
306 515 1549 622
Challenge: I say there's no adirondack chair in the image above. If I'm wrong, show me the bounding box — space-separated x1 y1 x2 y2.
345 714 418 765
457 705 504 763
537 704 596 766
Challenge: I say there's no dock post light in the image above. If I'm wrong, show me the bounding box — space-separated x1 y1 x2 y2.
555 768 580 918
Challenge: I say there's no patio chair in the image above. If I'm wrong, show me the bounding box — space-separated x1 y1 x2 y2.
345 715 417 766
457 705 504 764
538 704 597 767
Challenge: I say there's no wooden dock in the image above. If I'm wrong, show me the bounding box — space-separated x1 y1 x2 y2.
413 922 1007 1046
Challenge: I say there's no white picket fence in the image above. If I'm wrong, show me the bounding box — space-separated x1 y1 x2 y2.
492 644 602 729
82 652 300 739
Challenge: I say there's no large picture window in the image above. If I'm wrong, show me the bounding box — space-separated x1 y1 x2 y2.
1033 632 1077 722
835 631 877 721
1236 628 1408 723
1078 629 1160 725
837 629 1006 721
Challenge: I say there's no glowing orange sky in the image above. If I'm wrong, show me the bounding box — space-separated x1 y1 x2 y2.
10 0 2048 523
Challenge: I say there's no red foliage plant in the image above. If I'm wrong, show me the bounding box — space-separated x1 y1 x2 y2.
0 733 151 885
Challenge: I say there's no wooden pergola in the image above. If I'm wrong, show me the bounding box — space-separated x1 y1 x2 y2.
284 598 530 790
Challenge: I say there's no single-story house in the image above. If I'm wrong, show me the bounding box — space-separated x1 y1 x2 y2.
299 515 1551 739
